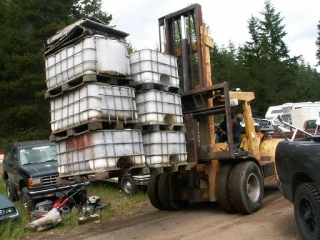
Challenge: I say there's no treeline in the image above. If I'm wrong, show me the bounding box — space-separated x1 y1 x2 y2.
0 0 112 147
211 1 320 117
0 0 319 147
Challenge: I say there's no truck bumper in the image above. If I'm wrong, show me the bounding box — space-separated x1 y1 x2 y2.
134 175 149 186
26 182 87 200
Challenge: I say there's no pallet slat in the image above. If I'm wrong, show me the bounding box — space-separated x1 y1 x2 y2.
45 74 134 99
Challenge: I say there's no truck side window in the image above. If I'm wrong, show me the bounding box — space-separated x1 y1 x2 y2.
12 149 18 164
4 150 11 162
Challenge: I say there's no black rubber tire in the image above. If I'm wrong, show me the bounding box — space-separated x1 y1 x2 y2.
294 183 320 240
216 164 237 213
121 176 136 196
147 174 165 210
6 180 18 201
157 173 187 210
230 161 264 214
158 173 175 210
21 187 36 211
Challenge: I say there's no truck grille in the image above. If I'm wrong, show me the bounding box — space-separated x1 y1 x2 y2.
41 174 58 187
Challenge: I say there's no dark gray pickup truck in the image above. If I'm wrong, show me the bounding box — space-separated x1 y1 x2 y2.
275 138 320 240
2 140 81 211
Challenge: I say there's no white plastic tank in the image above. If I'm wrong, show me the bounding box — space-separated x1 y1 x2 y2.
45 35 130 91
136 89 183 125
130 49 179 88
143 131 187 166
50 83 138 132
57 130 145 176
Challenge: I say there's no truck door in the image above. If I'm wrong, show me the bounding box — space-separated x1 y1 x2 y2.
10 148 21 189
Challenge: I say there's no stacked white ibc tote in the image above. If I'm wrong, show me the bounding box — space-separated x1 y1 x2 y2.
43 19 147 183
130 49 188 169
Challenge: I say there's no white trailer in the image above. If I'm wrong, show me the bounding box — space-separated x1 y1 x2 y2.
291 107 320 129
265 102 320 123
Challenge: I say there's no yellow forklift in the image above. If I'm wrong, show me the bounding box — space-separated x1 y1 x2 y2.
147 4 282 214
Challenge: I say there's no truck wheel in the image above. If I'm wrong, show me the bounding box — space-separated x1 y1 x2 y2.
216 164 237 213
6 180 18 201
21 187 36 211
230 161 264 214
147 174 165 210
158 173 187 210
294 183 320 240
121 176 136 196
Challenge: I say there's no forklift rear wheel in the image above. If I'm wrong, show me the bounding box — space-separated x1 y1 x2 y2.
230 161 264 214
121 176 136 195
216 164 237 213
147 174 165 210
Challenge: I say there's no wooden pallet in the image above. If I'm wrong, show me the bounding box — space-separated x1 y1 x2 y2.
57 166 149 185
57 171 115 185
148 163 190 174
142 124 186 133
50 120 141 141
135 82 166 92
134 82 183 94
167 86 183 94
45 74 134 99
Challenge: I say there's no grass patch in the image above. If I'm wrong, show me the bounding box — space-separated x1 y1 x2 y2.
0 185 30 240
0 179 149 239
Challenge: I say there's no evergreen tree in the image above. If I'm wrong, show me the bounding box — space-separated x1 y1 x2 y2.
0 0 112 146
243 16 261 63
316 20 320 66
258 1 290 62
238 1 301 115
294 62 320 101
126 41 136 54
73 0 112 24
245 0 295 64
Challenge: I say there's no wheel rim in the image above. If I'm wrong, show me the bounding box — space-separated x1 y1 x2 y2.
247 173 260 202
59 206 71 215
298 198 316 233
123 180 132 194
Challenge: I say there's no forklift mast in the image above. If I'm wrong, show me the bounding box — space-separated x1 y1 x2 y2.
151 4 278 208
158 4 236 164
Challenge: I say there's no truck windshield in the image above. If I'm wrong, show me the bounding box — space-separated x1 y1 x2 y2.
19 145 57 165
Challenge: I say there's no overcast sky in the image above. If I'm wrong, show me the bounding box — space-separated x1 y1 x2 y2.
102 0 320 69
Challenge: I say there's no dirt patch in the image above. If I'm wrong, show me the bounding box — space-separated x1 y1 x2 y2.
28 186 302 240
